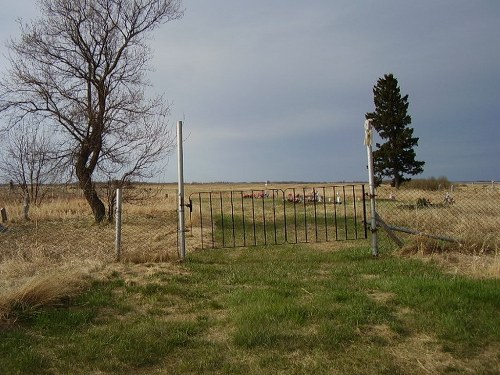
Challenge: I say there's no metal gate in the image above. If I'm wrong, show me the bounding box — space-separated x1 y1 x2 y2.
186 185 367 249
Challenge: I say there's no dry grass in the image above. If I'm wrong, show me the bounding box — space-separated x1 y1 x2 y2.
0 183 180 327
377 183 500 254
389 333 497 374
1 181 499 329
375 182 500 279
399 237 500 279
0 269 89 328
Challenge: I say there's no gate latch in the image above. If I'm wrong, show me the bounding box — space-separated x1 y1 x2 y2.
184 199 192 213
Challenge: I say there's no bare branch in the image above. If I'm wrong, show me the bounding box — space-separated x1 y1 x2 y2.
0 0 183 222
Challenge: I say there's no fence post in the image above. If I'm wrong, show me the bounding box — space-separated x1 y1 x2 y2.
177 120 186 260
115 187 122 261
23 194 30 221
364 119 378 256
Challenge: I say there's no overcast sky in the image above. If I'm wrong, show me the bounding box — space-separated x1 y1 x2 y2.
1 1 499 183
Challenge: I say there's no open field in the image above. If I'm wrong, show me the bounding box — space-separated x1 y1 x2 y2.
0 182 499 373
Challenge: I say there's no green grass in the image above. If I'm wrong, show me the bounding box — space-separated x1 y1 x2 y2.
213 204 366 248
1 245 499 374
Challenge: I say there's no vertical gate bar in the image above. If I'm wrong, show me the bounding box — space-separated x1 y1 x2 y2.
209 192 215 248
281 190 287 244
313 188 318 242
262 190 267 245
343 186 348 240
230 191 236 247
251 191 257 245
322 187 328 241
272 190 277 244
303 187 308 243
198 193 204 249
293 188 298 243
352 185 359 239
362 185 368 239
240 191 246 247
333 186 339 240
219 192 225 247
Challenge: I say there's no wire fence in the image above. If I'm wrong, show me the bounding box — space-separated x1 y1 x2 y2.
375 182 500 253
1 181 499 282
0 184 179 289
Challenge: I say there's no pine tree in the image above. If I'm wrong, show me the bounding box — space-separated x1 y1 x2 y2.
366 74 424 189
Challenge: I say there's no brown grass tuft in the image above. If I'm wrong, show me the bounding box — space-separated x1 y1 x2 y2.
399 237 500 279
0 270 89 328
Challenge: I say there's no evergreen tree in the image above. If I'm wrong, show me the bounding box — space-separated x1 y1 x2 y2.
366 74 424 189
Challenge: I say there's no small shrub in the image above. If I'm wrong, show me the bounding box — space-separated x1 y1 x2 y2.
402 177 452 191
416 198 431 208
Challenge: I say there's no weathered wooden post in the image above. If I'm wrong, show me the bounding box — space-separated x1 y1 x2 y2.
1 208 7 223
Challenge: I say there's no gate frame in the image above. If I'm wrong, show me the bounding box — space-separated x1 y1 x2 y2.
186 185 368 250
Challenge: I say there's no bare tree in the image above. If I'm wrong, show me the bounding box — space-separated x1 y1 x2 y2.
0 0 183 222
0 123 64 207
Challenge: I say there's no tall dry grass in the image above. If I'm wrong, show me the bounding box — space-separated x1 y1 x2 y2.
377 184 500 251
376 183 500 277
0 269 89 328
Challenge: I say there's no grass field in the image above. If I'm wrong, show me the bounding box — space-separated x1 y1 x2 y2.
0 182 499 373
1 244 499 374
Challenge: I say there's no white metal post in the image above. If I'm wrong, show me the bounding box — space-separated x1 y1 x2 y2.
177 121 186 260
115 187 123 261
364 119 378 256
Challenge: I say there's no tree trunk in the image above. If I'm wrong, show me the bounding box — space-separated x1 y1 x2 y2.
393 174 402 190
78 176 106 222
82 180 106 223
76 153 106 223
